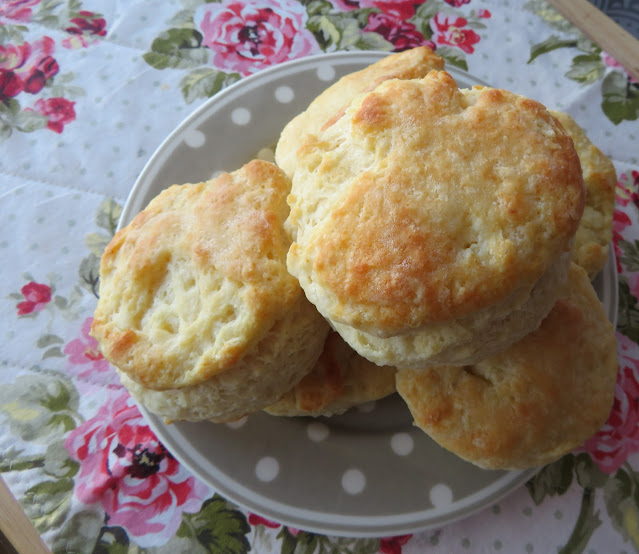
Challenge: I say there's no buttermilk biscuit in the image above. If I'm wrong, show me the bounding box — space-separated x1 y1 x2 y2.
396 264 618 470
265 332 396 417
287 71 584 367
275 47 444 178
551 111 616 278
92 160 329 422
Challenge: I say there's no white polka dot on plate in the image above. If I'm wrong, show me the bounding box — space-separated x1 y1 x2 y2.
307 421 329 442
256 147 275 162
342 468 366 495
357 401 376 413
255 457 279 482
226 416 248 430
231 107 251 126
184 129 205 148
429 483 453 508
316 64 335 82
274 85 294 103
391 432 414 456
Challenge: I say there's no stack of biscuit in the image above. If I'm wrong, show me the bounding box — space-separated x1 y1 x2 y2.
92 47 618 470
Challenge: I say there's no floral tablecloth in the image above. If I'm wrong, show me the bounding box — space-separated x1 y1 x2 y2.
1 0 639 552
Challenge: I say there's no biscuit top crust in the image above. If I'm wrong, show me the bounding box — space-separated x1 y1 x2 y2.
92 160 302 390
275 47 444 177
288 71 585 335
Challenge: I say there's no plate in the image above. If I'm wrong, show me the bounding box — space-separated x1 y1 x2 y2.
120 52 619 537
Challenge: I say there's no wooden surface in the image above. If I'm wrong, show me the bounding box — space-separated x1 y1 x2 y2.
549 0 639 81
0 476 50 554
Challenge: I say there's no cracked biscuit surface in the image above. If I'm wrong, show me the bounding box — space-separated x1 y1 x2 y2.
396 264 618 470
286 70 585 367
92 160 329 422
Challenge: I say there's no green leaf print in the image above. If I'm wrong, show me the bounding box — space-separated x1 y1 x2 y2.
92 525 131 554
307 11 392 52
560 487 602 554
565 54 605 84
95 198 122 237
181 68 241 104
144 28 209 70
23 478 75 534
601 71 639 125
436 46 469 71
528 35 578 64
604 468 639 550
526 454 574 504
617 277 639 343
618 238 639 272
0 372 80 443
523 0 576 33
177 495 250 554
50 511 105 554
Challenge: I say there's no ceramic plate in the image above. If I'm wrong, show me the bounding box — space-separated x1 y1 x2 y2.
119 52 619 537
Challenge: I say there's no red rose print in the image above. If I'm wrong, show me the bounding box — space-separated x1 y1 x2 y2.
0 0 40 23
0 37 58 99
430 12 481 54
331 0 416 18
364 13 428 52
65 10 107 37
582 333 639 473
64 392 210 547
444 0 470 6
380 534 413 554
30 97 76 133
16 281 51 315
195 0 318 76
248 513 281 528
477 9 491 18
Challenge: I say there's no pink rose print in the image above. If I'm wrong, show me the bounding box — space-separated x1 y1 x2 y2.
65 391 210 547
63 317 119 387
617 171 639 209
582 333 639 474
16 281 51 315
0 0 40 23
364 13 431 52
430 12 481 54
248 513 281 528
195 0 318 76
30 97 76 133
331 0 416 19
602 52 638 84
0 37 59 100
63 10 107 49
380 534 413 554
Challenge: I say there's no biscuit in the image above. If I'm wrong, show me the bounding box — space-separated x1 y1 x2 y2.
551 111 616 278
265 332 396 417
275 47 444 178
396 264 618 470
92 160 329 422
287 71 584 367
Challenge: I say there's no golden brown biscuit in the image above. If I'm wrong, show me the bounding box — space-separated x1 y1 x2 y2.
275 47 444 178
287 70 584 367
551 111 616 278
396 264 618 470
265 332 396 417
92 160 329 422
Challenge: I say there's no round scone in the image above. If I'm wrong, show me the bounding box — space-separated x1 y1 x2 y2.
396 263 618 470
275 46 444 178
265 332 396 417
551 110 616 278
286 70 585 368
91 160 330 422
